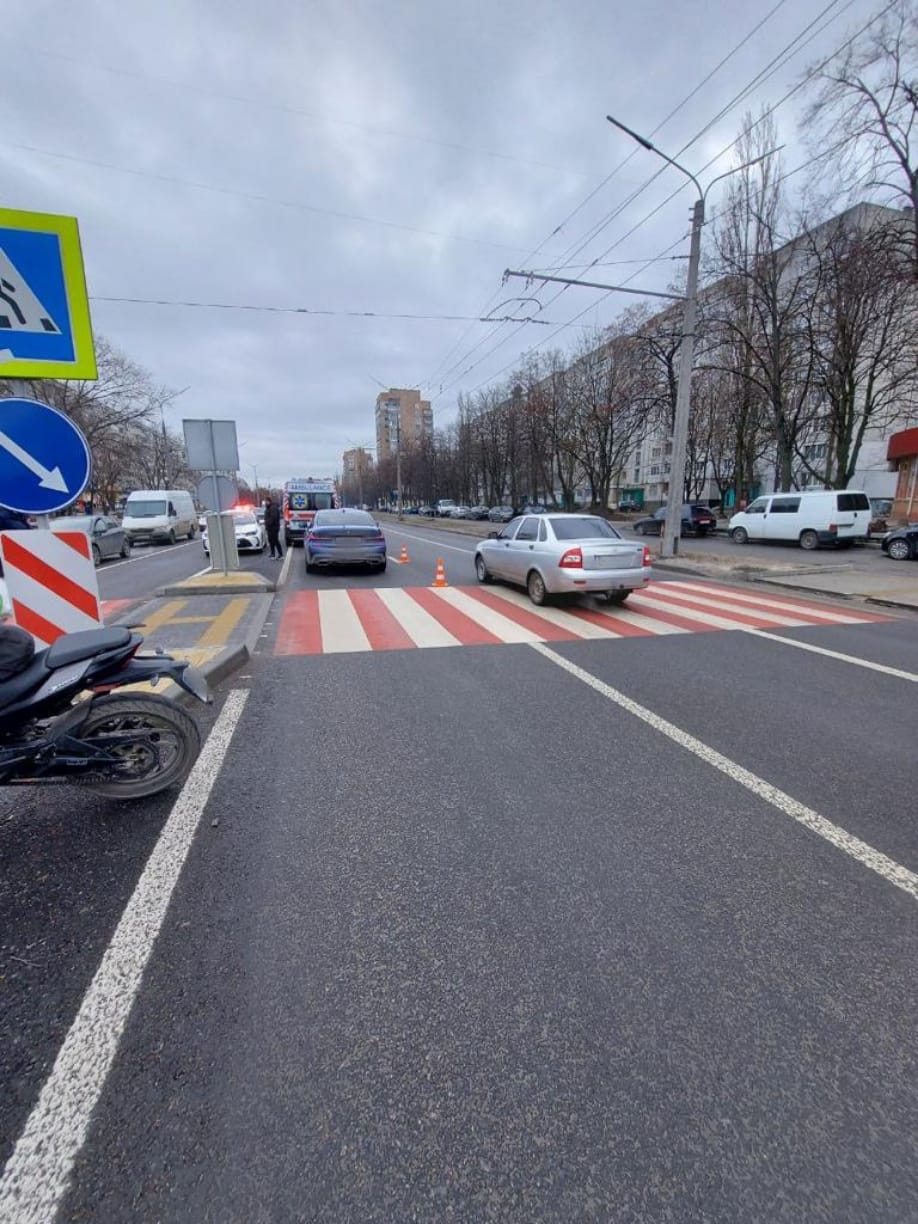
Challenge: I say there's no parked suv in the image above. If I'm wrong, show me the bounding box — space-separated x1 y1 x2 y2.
435 500 457 517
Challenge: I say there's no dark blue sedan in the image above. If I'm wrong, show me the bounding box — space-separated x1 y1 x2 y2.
305 509 387 573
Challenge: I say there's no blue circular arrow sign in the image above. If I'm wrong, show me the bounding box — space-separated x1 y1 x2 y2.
0 397 92 515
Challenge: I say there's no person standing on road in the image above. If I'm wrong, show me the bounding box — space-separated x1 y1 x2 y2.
264 497 283 559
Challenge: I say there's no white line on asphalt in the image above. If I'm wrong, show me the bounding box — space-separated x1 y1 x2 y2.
99 541 195 572
742 627 918 682
530 643 918 903
382 527 473 555
279 546 293 587
0 689 250 1223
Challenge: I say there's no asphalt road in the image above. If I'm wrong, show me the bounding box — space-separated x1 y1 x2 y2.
2 527 917 1222
97 538 283 604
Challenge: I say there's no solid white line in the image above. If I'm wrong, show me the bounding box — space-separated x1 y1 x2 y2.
0 689 250 1222
530 643 918 902
278 547 293 587
742 627 918 682
382 527 472 555
100 541 195 572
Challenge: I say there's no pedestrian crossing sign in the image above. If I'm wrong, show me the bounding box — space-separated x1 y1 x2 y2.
0 207 97 380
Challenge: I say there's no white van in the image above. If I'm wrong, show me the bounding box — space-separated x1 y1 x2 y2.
122 490 197 545
728 490 871 550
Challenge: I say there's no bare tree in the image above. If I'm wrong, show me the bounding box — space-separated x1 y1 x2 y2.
803 1 918 276
796 211 918 487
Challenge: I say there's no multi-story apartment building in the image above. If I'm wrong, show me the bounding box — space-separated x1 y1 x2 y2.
342 447 374 503
375 389 433 459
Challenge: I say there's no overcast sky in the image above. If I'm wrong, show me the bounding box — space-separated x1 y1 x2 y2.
1 0 886 487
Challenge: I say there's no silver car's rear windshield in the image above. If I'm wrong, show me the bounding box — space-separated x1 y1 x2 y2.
550 516 621 540
314 510 375 527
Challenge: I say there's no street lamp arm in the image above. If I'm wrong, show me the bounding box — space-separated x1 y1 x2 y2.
606 115 703 200
703 146 785 201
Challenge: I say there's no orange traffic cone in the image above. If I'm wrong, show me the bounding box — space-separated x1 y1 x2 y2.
399 543 410 564
432 557 448 587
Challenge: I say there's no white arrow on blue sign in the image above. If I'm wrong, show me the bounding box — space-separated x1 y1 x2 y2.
0 397 91 515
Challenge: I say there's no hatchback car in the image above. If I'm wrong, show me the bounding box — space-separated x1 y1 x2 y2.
633 504 717 536
202 511 266 555
450 505 471 519
305 509 387 573
881 523 918 561
51 515 130 566
475 513 652 606
487 505 515 523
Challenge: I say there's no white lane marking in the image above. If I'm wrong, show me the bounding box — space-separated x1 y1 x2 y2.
382 527 472 555
661 580 868 624
530 643 918 902
98 541 195 572
478 585 622 638
0 689 250 1222
742 627 918 683
374 587 460 647
317 590 371 653
430 587 542 643
279 547 293 587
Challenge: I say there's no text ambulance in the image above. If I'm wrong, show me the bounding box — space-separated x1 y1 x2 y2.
282 478 339 547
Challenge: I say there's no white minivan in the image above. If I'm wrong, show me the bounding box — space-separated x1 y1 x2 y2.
728 489 872 550
122 489 198 545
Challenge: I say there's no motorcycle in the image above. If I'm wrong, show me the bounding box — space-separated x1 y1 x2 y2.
0 623 210 800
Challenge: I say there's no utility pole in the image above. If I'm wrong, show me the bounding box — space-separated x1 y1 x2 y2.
395 420 403 521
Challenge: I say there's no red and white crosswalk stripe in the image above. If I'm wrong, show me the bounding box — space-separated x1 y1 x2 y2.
274 581 889 657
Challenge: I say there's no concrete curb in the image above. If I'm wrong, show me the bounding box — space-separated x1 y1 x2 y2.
157 578 276 596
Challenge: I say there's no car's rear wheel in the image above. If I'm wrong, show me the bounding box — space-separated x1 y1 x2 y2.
188 524 196 539
605 590 630 605
475 554 492 584
378 559 387 572
527 570 548 606
799 529 819 551
120 539 131 559
91 543 102 567
887 538 911 561
731 527 749 545
168 529 177 545
305 552 316 574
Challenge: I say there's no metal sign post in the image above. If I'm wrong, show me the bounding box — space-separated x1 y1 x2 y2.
183 418 241 576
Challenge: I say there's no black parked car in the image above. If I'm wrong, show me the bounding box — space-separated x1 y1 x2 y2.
469 505 490 520
881 523 918 561
633 504 718 537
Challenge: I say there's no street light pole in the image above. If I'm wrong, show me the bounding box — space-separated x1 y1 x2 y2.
606 117 780 559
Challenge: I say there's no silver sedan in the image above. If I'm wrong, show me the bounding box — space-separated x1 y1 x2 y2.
474 513 652 606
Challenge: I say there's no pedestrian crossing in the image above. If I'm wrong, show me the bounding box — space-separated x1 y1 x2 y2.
273 580 889 657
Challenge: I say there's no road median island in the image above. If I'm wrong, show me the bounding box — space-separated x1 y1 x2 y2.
103 588 274 694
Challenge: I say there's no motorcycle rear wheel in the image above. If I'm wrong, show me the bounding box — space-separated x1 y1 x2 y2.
80 694 201 799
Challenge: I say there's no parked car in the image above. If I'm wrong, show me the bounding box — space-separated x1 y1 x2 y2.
417 505 435 517
122 489 197 545
617 498 642 512
405 506 419 515
728 490 871 549
881 523 918 561
202 511 266 555
450 505 471 519
488 505 515 523
435 500 457 517
51 515 130 566
518 502 547 515
475 513 652 606
633 504 717 537
305 509 387 573
469 505 490 520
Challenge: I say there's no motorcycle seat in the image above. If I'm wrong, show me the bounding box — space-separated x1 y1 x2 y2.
0 654 51 709
45 627 133 669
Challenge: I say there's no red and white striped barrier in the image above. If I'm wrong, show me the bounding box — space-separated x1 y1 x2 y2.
0 529 103 646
